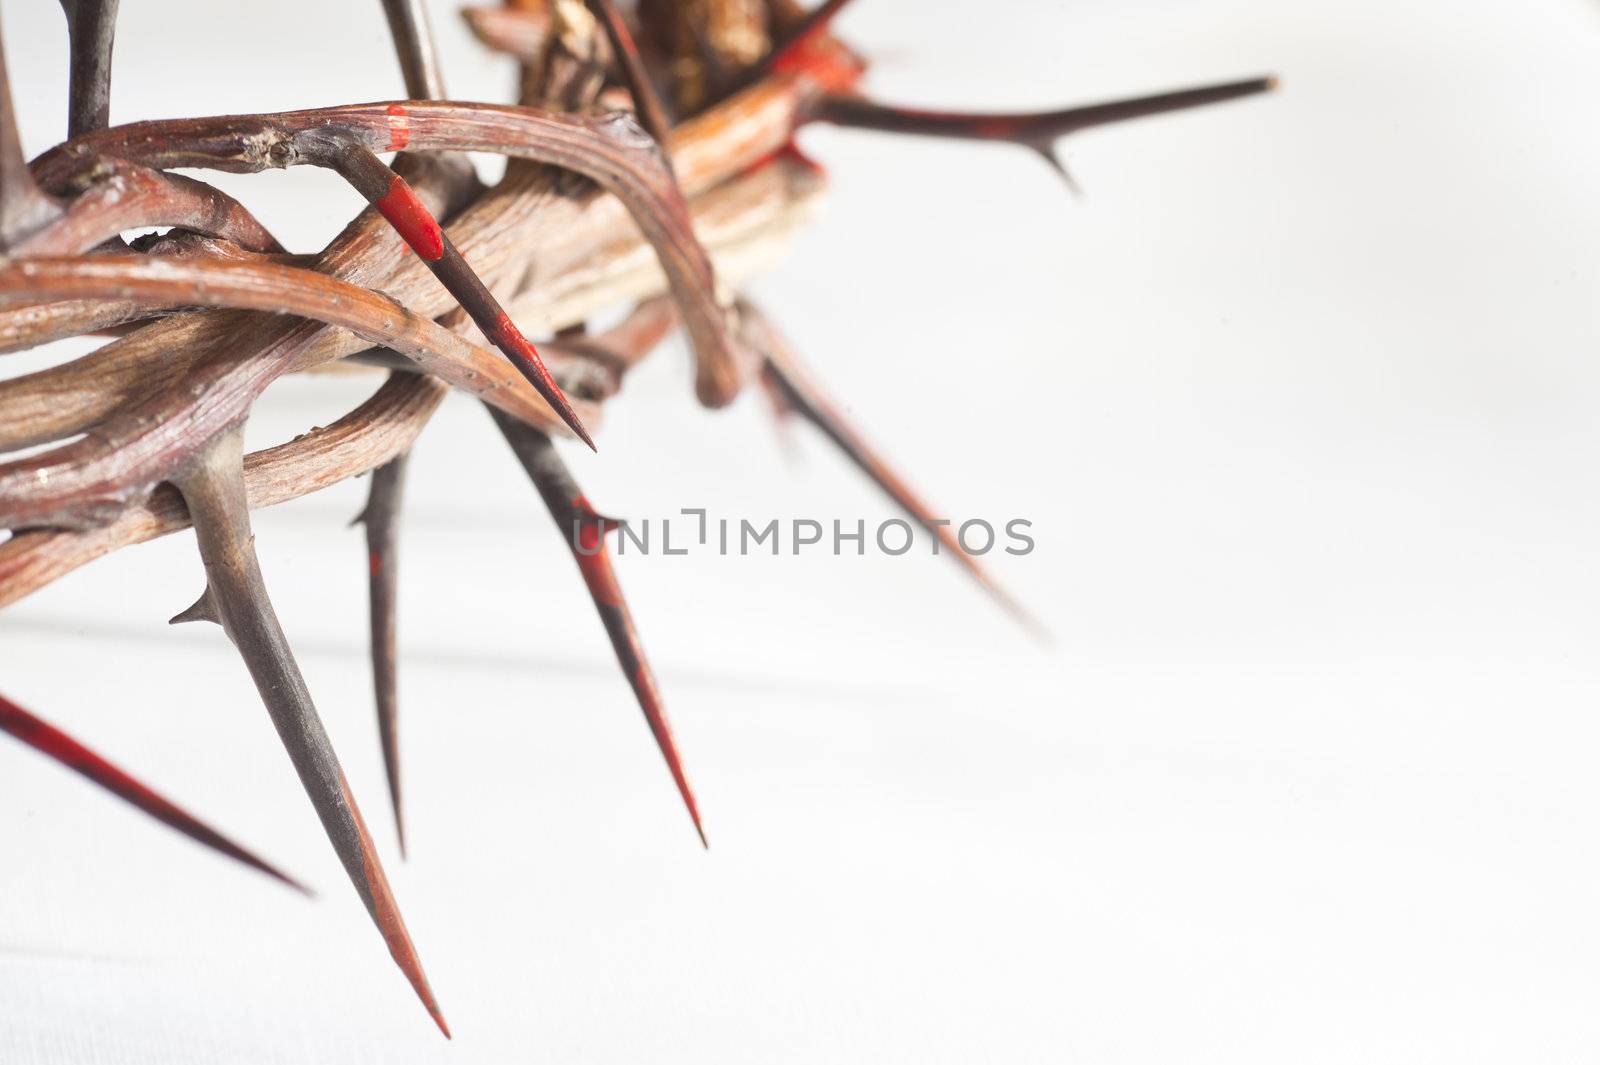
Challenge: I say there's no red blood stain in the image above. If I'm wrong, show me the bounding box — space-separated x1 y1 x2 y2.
385 104 411 152
374 174 444 261
368 550 383 578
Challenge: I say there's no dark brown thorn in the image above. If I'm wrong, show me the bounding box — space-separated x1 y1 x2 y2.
367 2 441 851
315 141 596 450
355 447 411 858
811 75 1278 181
488 407 708 848
168 586 220 627
173 426 449 1038
744 302 1048 640
585 0 675 152
755 358 803 459
1031 144 1083 198
0 10 62 247
380 0 447 101
58 0 120 138
0 688 310 894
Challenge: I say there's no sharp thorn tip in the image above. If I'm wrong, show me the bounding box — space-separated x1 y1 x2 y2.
168 588 221 627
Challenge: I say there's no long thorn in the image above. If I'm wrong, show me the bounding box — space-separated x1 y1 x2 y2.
0 11 61 246
0 689 310 894
174 426 449 1038
357 448 411 857
814 75 1277 188
379 0 447 100
59 0 120 138
746 302 1047 639
586 0 675 153
318 142 595 449
489 407 708 848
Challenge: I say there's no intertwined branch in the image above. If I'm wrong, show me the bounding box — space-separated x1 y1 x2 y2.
0 0 1273 1036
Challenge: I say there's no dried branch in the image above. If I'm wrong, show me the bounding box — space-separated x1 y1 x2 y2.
813 76 1277 187
0 253 598 527
16 161 281 256
35 98 756 408
0 373 445 609
0 148 818 464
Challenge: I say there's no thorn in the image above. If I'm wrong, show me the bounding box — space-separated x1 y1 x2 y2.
168 587 221 627
585 0 676 152
173 426 447 1036
60 0 120 138
755 362 803 461
489 408 708 847
360 448 411 858
379 0 447 101
0 688 311 894
319 144 597 451
1030 143 1083 199
744 301 1050 642
811 75 1278 165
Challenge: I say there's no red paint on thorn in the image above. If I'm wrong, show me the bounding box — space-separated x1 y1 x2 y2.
374 174 444 261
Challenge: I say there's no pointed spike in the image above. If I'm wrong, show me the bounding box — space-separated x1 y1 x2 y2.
488 407 708 847
744 302 1049 641
314 143 597 450
168 587 221 627
0 689 311 894
358 450 411 858
1031 143 1083 199
173 426 448 1036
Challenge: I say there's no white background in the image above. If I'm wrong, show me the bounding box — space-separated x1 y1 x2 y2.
4 0 1600 1061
